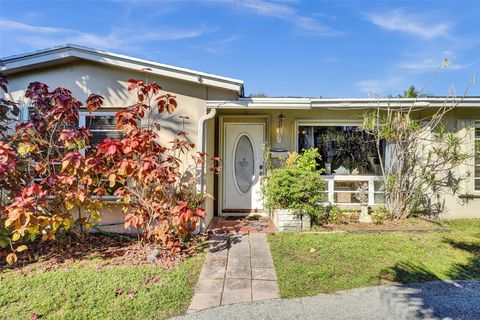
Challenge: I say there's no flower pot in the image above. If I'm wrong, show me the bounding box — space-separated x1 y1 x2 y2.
273 208 311 231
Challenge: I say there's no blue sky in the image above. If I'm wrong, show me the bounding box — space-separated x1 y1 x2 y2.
1 0 480 97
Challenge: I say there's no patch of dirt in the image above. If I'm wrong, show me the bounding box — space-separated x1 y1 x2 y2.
0 233 207 273
310 218 447 233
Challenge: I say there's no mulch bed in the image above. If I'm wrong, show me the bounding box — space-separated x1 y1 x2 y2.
0 233 206 273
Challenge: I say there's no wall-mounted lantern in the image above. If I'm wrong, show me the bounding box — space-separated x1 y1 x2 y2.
276 113 286 144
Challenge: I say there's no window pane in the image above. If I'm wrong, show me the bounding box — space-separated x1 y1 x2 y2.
476 143 480 163
90 131 124 146
297 125 384 175
334 181 367 191
234 135 255 193
334 192 359 204
475 166 480 178
475 179 480 191
84 114 123 156
86 115 118 130
374 193 385 204
374 181 385 192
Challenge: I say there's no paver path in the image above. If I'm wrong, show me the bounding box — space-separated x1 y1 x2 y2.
187 233 279 313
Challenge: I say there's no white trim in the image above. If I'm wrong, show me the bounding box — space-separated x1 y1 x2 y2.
207 97 480 110
475 120 480 192
322 175 384 206
2 44 244 94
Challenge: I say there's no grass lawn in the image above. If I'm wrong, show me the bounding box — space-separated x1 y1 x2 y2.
268 219 480 298
0 253 204 320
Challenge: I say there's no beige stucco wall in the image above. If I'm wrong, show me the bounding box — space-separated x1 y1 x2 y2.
3 59 239 233
213 107 480 219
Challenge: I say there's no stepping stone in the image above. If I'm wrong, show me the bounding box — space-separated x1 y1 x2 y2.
221 291 251 305
227 257 251 269
251 257 275 268
188 292 222 312
199 265 226 279
252 267 277 281
194 278 224 294
205 255 228 268
223 278 252 293
252 280 279 301
226 265 251 279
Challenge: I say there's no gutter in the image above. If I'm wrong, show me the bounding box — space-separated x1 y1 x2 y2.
197 107 217 227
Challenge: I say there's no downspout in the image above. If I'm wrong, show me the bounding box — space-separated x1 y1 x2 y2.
197 107 217 230
198 107 217 194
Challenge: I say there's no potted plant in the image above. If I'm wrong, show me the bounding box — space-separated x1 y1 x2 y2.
262 148 327 231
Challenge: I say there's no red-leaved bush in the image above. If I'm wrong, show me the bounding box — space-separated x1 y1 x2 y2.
94 78 219 253
0 68 218 264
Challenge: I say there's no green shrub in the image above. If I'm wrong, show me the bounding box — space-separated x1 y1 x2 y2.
372 205 387 225
324 205 360 224
263 148 327 222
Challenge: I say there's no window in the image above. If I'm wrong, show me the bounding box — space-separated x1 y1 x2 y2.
79 112 123 155
297 124 385 176
475 121 480 191
79 112 124 196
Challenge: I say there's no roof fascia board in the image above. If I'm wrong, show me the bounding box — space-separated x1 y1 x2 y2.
2 45 244 93
207 98 311 110
208 97 480 109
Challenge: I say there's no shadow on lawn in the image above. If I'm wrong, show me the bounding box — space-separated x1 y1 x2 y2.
0 234 135 271
383 234 480 319
1 233 207 271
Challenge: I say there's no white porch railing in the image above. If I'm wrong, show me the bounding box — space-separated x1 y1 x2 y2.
321 175 385 206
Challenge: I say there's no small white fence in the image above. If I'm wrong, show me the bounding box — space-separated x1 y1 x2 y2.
321 175 385 206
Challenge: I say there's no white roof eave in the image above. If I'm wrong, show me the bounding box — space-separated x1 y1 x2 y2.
207 97 480 109
1 44 244 94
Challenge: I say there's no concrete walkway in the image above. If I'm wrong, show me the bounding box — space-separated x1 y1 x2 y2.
180 280 480 320
187 233 279 313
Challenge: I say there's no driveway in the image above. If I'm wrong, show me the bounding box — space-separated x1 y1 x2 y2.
176 280 480 320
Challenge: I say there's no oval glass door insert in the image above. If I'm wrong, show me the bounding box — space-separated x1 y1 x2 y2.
234 134 255 193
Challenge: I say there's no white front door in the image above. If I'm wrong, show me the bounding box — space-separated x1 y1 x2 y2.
223 123 265 214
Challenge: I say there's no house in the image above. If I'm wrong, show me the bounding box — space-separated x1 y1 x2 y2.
2 45 479 232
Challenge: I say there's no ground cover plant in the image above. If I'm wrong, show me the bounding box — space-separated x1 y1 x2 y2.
0 245 205 320
268 219 480 298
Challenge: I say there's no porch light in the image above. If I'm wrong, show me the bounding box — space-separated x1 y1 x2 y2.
276 113 286 144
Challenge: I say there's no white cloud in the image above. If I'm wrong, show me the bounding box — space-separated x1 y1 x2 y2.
398 58 444 72
365 9 451 39
0 18 212 55
192 35 239 54
212 0 341 36
399 57 475 72
356 76 406 96
0 19 75 34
